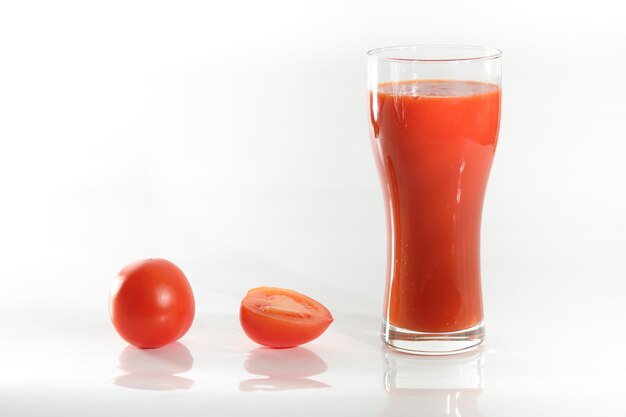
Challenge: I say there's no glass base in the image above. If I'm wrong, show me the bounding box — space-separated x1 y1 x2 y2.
381 320 485 356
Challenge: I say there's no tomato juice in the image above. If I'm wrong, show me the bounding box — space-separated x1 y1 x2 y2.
370 80 501 333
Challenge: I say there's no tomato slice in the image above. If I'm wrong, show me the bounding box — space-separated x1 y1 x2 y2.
240 287 333 348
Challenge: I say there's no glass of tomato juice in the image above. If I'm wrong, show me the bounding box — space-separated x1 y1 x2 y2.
368 45 502 355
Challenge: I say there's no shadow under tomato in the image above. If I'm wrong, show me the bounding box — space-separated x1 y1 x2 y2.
112 342 194 391
239 346 330 392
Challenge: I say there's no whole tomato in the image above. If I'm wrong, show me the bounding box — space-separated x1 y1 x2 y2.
109 259 195 348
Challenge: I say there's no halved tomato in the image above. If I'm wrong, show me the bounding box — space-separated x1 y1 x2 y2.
240 287 334 348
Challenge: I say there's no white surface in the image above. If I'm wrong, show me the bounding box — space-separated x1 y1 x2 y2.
1 0 625 416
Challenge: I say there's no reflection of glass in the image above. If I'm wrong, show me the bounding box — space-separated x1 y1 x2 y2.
380 348 484 417
113 342 194 391
239 347 330 392
368 46 502 355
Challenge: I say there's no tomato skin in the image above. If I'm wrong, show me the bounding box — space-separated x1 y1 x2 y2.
109 259 195 349
240 287 333 348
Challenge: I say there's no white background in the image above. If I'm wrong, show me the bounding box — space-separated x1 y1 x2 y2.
1 0 625 416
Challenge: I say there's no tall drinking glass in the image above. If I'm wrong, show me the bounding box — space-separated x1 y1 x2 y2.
368 46 502 355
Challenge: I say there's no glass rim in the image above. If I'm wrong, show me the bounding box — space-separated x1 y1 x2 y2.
367 45 502 63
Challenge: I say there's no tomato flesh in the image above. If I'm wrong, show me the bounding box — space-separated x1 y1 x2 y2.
109 259 195 349
240 287 333 348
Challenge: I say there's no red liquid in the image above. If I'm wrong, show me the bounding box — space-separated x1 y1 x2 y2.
370 80 501 332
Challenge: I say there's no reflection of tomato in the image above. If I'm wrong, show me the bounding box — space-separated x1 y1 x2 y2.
109 259 195 349
240 287 333 348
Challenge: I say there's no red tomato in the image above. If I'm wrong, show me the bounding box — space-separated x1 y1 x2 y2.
109 259 195 349
240 287 333 348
